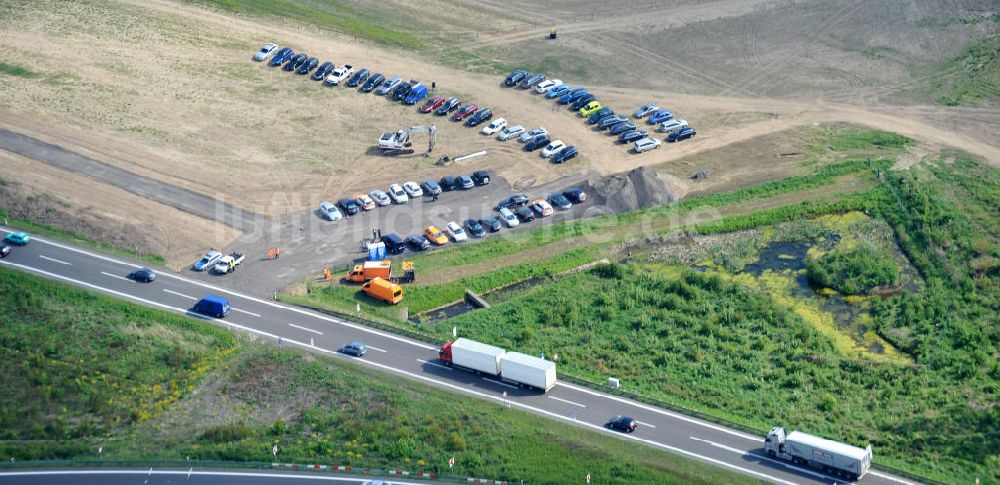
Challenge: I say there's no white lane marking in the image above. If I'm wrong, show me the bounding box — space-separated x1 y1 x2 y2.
101 271 131 282
549 395 586 408
289 323 323 335
39 255 72 265
640 422 656 429
1 259 805 485
233 308 261 317
556 381 762 442
689 436 844 483
417 358 453 371
484 378 519 390
0 469 431 484
366 345 387 353
163 289 197 300
868 472 915 485
187 468 192 479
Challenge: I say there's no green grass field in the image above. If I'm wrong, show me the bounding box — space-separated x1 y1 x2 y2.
0 266 764 484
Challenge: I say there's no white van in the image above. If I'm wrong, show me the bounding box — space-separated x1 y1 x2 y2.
499 207 520 228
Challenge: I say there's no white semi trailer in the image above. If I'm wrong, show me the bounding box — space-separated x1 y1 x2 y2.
438 338 557 392
764 426 872 481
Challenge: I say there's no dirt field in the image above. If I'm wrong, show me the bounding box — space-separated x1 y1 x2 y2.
0 0 998 266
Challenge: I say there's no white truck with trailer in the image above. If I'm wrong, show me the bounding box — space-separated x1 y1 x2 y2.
438 338 557 392
764 426 872 481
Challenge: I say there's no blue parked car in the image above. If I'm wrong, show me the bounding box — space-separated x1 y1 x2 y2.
551 145 578 164
269 47 294 67
559 88 589 104
647 109 674 125
404 84 428 105
547 84 571 98
619 130 649 144
570 94 596 111
587 107 614 124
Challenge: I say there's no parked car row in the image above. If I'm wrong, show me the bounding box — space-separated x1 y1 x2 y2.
502 69 697 154
494 188 587 228
318 171 492 221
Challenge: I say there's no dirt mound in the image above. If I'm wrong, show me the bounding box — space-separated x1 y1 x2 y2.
582 166 689 212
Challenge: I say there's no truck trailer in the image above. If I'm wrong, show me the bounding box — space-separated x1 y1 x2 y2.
764 426 872 481
439 338 557 392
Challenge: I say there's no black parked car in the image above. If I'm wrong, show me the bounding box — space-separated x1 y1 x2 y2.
381 233 406 254
436 96 461 115
296 57 319 75
518 73 545 89
563 188 587 203
420 179 442 195
346 68 370 88
269 47 294 67
481 216 502 232
524 134 551 151
497 194 530 210
405 234 431 251
548 193 572 210
606 415 637 433
361 73 385 92
439 175 459 191
338 198 360 215
599 115 628 130
610 122 637 135
551 145 578 164
515 206 536 222
312 61 335 80
619 130 648 144
570 94 596 111
667 126 697 142
472 170 491 185
588 107 614 124
465 219 486 238
504 69 527 87
283 53 308 72
128 267 157 283
392 81 415 101
465 108 493 127
458 175 475 189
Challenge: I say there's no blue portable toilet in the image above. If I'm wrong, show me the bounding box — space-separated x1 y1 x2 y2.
367 241 386 261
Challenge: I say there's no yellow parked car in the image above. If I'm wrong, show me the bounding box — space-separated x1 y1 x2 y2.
424 225 449 246
579 100 603 117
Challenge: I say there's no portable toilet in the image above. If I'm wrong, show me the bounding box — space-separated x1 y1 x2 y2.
367 241 386 261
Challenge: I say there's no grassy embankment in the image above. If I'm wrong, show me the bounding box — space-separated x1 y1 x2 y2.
0 266 764 485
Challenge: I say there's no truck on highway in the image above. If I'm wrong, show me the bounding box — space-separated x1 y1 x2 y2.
764 426 872 481
345 260 415 283
213 252 245 274
438 338 557 392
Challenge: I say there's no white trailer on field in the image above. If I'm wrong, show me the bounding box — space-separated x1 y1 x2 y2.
438 338 557 392
764 427 872 481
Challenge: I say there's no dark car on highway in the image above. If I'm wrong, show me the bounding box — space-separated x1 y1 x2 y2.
551 145 578 163
346 68 370 88
439 175 459 192
481 216 502 232
341 340 367 357
667 126 697 142
497 194 530 210
338 198 360 215
451 103 478 121
312 61 335 81
269 47 294 67
587 107 614 124
515 206 536 222
420 179 442 196
504 69 527 87
128 267 157 282
465 219 486 238
472 170 491 185
436 96 461 115
619 130 648 144
524 134 551 151
406 234 431 251
283 53 308 72
610 122 637 135
563 188 587 203
465 108 493 127
361 72 385 92
548 193 572 210
606 415 637 433
0 242 11 258
296 57 319 75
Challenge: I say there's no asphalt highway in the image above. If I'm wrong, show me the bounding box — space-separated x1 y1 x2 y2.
0 229 918 485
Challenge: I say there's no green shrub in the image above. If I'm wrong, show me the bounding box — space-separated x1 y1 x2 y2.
807 241 900 294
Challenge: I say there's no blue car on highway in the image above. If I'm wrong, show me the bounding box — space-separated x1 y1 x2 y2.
4 232 30 246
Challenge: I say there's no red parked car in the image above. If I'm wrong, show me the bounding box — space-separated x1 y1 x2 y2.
420 95 445 113
451 103 478 121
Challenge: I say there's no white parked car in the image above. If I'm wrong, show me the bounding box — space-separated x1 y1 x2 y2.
633 104 659 118
369 189 391 206
388 183 409 204
498 124 525 141
519 126 548 143
534 79 563 94
499 207 520 228
445 221 467 242
402 181 424 198
481 118 508 135
324 64 353 85
253 43 278 61
633 137 662 153
541 139 566 158
659 118 689 133
319 201 343 220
